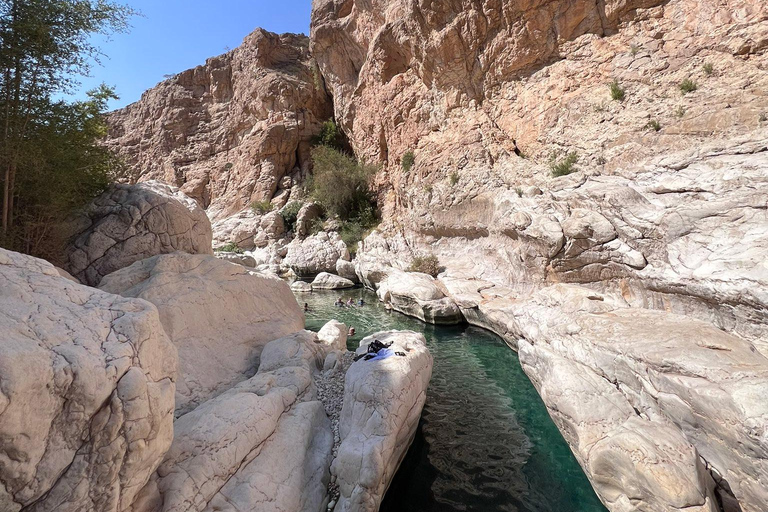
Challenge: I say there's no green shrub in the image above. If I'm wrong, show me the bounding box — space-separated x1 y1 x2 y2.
630 44 640 56
309 145 378 221
515 187 523 198
449 172 459 185
645 120 661 132
314 119 345 150
424 184 433 194
251 200 274 214
610 80 626 101
215 242 244 254
408 254 440 278
679 79 698 94
674 105 686 118
703 63 714 76
279 201 302 231
402 151 415 173
759 112 767 123
224 162 234 170
550 152 579 177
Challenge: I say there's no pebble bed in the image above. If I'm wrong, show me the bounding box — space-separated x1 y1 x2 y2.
314 350 356 510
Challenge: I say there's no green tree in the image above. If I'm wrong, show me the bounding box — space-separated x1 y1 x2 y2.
309 145 377 221
0 0 136 256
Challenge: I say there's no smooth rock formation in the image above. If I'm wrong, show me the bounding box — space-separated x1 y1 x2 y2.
317 320 349 352
284 231 350 275
376 269 463 325
335 258 358 283
312 271 355 290
292 280 314 293
214 251 257 268
520 341 718 512
0 248 177 512
63 181 212 286
130 330 334 512
106 29 333 224
332 331 433 512
100 252 304 416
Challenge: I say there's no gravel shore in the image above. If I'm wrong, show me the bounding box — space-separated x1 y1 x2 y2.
314 350 356 509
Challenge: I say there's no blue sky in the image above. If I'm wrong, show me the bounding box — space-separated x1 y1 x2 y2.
71 0 312 109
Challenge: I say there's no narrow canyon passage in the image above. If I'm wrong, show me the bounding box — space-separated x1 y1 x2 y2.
301 288 608 512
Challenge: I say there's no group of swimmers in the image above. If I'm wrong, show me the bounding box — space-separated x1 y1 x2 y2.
335 297 365 308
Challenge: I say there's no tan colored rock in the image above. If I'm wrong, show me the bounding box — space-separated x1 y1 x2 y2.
63 181 212 286
107 29 333 224
312 271 355 290
0 248 177 512
99 253 304 416
333 331 433 512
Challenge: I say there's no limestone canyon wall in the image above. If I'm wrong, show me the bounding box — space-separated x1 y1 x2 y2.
106 28 333 223
312 0 768 511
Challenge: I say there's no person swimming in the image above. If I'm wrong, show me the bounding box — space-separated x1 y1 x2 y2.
304 303 309 312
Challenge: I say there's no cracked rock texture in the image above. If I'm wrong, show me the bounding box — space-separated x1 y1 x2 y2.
106 29 333 226
312 0 768 508
0 248 177 512
129 329 336 512
375 268 463 325
63 181 213 286
99 252 303 416
332 331 433 512
312 272 355 290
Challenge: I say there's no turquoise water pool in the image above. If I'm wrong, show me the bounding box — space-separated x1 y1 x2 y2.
300 288 607 512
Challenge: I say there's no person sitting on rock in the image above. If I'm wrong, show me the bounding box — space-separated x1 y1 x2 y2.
348 327 356 337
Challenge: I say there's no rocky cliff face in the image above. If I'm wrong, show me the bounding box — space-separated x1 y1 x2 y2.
99 2 768 511
106 29 333 223
312 0 768 511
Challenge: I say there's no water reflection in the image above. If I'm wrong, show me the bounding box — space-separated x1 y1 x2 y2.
301 288 607 512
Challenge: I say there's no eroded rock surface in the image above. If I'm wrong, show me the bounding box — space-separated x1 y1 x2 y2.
0 248 177 512
375 268 463 325
284 231 350 276
332 331 433 512
312 272 355 290
130 330 334 512
63 181 212 286
99 252 303 416
107 29 333 224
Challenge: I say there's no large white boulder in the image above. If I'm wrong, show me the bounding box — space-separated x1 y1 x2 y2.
377 269 463 324
100 252 304 416
312 271 355 290
130 330 335 512
0 248 177 512
284 231 350 275
335 258 358 282
63 181 213 286
317 320 349 352
332 331 433 512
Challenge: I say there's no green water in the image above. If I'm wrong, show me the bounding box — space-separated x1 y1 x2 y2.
300 288 608 512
